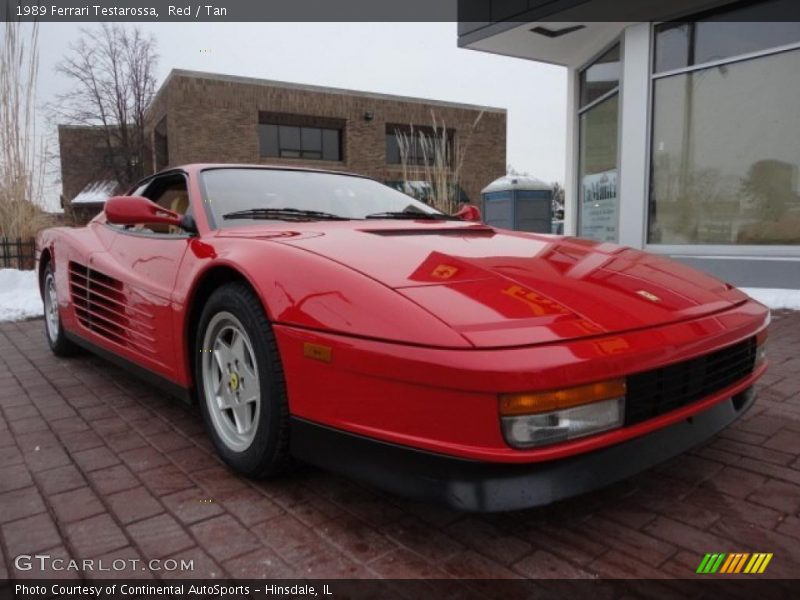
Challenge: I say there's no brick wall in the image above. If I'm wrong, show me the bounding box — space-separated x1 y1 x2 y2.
57 127 118 224
57 126 119 204
144 70 506 205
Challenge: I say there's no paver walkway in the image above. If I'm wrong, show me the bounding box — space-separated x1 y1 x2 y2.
1 313 798 581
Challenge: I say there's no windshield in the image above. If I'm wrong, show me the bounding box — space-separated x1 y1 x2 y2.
201 168 443 226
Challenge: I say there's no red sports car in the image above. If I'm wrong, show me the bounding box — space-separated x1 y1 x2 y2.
37 164 769 511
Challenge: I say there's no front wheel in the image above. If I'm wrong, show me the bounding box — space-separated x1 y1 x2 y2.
195 283 292 478
42 263 80 357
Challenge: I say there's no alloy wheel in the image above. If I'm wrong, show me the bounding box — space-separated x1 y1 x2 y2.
44 272 60 342
201 311 261 452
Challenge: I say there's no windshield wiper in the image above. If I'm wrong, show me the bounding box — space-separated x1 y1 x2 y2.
222 208 350 221
364 211 456 220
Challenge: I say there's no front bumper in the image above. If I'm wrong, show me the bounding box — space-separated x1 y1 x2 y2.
275 299 768 463
291 387 756 512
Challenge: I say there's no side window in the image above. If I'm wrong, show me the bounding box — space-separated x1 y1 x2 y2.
146 176 190 235
150 183 189 215
121 174 190 236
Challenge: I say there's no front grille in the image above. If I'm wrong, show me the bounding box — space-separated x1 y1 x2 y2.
625 337 756 426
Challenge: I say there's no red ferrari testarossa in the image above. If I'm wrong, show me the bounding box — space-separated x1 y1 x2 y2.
37 165 769 511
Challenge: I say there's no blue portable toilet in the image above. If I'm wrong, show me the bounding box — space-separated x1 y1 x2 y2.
481 175 553 233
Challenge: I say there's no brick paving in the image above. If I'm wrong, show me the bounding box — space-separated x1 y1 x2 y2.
0 313 798 581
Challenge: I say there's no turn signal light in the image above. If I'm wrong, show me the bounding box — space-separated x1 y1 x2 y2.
499 378 626 416
502 398 625 448
499 378 627 449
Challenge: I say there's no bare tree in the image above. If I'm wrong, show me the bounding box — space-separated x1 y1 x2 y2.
394 110 483 215
0 19 51 242
551 181 565 217
54 24 158 189
506 164 529 177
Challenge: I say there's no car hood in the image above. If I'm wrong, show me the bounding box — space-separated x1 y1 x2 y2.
253 222 748 347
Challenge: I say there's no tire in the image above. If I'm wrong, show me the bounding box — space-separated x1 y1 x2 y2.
42 263 80 357
195 282 292 478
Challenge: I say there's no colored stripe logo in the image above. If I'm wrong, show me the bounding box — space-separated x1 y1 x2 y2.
696 553 773 574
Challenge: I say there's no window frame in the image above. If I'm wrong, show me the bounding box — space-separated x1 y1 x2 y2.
385 124 455 167
652 38 800 81
106 170 193 240
651 1 800 79
576 37 625 243
578 42 622 112
258 112 344 163
645 20 800 252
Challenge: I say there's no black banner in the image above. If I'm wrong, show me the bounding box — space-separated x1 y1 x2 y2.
1 579 799 600
3 0 800 22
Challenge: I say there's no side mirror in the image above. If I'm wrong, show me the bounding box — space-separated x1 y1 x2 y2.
179 213 198 234
105 196 182 229
455 204 482 223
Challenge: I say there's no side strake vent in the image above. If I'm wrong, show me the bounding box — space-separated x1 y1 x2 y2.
68 262 156 356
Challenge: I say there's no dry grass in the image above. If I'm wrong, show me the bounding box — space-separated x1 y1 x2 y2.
395 109 484 214
0 20 52 241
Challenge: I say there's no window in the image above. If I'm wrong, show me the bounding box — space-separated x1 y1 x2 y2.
577 43 621 242
579 43 620 107
386 124 453 166
201 168 441 227
113 173 190 235
258 113 342 162
649 13 800 245
259 124 341 161
654 1 800 74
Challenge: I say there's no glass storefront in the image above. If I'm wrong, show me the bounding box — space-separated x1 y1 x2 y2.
578 43 621 242
649 17 800 245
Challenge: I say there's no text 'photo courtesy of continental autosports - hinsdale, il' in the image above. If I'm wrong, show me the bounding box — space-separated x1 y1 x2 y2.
35 164 770 512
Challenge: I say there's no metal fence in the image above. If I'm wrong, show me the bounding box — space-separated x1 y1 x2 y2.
0 238 36 270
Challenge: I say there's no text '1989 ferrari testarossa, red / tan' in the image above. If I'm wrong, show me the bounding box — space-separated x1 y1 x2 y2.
36 165 769 511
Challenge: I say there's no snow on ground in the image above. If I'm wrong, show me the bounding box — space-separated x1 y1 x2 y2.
0 269 43 322
742 288 800 311
0 267 797 323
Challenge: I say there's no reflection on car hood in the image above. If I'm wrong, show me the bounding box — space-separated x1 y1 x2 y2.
263 222 749 347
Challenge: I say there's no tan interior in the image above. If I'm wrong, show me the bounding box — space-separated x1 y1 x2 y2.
145 187 189 234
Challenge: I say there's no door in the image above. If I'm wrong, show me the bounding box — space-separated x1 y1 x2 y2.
90 172 193 379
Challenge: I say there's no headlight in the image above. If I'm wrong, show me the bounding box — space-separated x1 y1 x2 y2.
499 378 625 449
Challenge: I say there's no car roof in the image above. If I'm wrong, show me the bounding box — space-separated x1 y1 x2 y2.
182 163 371 179
127 163 374 195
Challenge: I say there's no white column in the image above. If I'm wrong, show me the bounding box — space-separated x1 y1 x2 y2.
563 66 579 236
617 23 652 249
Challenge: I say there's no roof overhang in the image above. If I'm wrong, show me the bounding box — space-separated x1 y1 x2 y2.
458 0 737 68
461 21 627 68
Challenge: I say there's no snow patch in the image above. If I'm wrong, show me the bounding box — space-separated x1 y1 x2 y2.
71 180 118 205
741 288 800 311
0 269 43 322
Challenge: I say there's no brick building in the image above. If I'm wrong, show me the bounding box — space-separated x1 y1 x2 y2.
57 125 125 223
59 69 506 221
